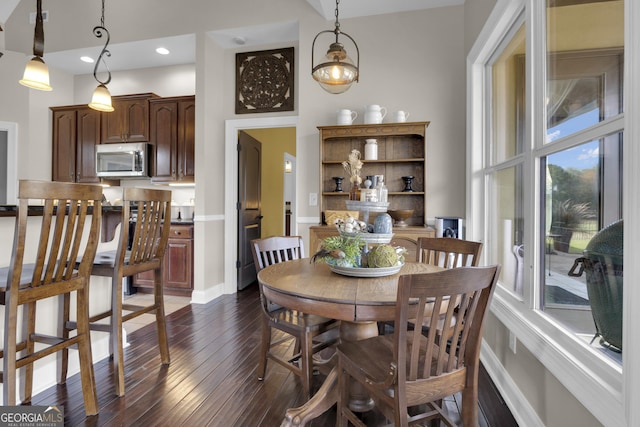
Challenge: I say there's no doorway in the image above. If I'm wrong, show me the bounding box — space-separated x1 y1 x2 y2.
224 116 298 293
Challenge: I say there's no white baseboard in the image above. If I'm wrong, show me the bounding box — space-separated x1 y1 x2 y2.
190 282 225 304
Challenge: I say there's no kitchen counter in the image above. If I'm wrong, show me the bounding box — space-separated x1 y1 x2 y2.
0 204 119 217
1 205 192 241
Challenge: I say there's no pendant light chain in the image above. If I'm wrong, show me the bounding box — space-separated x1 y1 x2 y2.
93 0 112 86
334 0 341 33
100 0 105 28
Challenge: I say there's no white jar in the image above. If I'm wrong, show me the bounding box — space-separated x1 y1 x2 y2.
364 139 378 160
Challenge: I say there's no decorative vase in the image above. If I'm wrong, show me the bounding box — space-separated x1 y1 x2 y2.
402 176 414 192
332 176 344 192
349 182 361 201
373 213 393 234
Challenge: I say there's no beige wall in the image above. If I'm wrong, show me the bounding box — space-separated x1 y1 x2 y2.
464 0 498 55
483 314 603 426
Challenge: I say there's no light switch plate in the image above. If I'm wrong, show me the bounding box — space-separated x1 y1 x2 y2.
309 193 317 206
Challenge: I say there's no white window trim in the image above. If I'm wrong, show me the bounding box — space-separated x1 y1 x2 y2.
467 0 640 425
623 1 640 426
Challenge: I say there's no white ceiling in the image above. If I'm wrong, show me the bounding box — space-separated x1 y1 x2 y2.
1 0 463 76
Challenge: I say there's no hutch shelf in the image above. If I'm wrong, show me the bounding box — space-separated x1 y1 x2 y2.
318 122 430 226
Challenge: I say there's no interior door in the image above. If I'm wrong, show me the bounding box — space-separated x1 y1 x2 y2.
237 131 262 290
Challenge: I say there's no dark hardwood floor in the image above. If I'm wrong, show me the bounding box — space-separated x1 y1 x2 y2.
32 284 517 426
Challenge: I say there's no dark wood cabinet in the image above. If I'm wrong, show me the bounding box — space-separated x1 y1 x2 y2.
51 106 101 183
101 93 158 143
51 93 193 184
150 96 195 183
133 224 193 296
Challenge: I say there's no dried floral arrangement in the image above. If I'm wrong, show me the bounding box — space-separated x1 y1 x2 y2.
342 149 363 186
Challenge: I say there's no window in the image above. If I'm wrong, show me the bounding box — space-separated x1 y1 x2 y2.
489 21 526 297
541 3 623 358
469 0 629 424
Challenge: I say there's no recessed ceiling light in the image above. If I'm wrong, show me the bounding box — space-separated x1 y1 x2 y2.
156 47 170 55
232 36 246 45
81 56 95 63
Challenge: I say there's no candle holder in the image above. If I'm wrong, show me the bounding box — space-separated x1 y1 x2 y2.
402 176 414 192
332 176 344 192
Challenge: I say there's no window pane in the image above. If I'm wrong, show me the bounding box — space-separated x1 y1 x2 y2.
541 131 623 362
489 165 524 296
546 0 624 143
491 24 526 163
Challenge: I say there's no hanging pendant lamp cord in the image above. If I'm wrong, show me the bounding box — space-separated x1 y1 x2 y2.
93 0 112 85
33 0 44 57
333 0 342 40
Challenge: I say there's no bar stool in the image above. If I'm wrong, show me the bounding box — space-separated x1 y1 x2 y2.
0 180 102 415
60 187 172 397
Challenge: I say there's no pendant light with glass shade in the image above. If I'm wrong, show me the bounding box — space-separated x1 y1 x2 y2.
311 0 359 94
88 0 114 112
19 0 52 91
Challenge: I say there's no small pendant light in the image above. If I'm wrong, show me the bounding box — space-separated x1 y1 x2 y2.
88 0 114 112
19 0 52 91
311 0 359 94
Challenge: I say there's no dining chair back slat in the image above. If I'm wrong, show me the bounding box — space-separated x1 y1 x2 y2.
417 237 483 267
253 236 305 270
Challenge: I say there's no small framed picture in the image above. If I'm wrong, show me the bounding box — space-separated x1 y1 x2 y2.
235 47 294 114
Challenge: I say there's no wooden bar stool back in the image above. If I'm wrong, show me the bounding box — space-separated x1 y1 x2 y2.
251 236 340 399
337 266 501 427
60 187 171 397
0 180 102 415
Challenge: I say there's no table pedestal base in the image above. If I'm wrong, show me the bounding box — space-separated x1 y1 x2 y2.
281 320 379 426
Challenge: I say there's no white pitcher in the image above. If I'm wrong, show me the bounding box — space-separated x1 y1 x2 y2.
337 109 357 125
364 105 387 124
393 110 410 123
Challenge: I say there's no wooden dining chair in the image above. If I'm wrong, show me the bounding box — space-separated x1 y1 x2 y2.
251 236 340 399
60 187 172 397
0 180 102 415
417 237 483 268
337 265 500 427
379 237 484 335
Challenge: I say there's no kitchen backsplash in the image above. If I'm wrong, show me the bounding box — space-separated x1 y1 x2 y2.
102 181 195 209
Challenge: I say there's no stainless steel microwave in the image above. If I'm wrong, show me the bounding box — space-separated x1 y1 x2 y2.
95 142 148 177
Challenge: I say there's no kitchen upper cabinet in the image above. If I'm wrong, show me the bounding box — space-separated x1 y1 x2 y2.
101 93 158 143
51 106 101 183
150 95 195 183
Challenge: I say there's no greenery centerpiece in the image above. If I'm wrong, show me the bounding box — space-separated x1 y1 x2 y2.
312 234 366 267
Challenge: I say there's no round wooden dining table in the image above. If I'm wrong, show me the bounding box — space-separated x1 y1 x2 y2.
257 258 442 426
